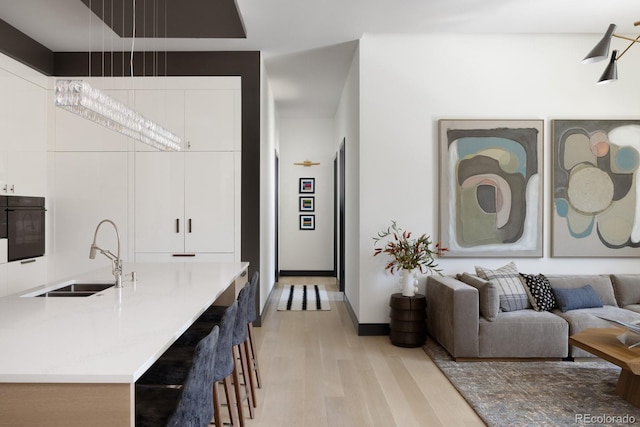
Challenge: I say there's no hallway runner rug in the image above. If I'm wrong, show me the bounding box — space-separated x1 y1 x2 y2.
424 339 640 427
277 285 331 311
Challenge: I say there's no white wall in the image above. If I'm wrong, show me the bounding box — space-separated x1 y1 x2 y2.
334 45 360 313
260 55 278 312
357 33 640 324
278 118 336 271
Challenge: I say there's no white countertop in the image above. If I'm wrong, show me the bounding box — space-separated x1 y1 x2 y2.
0 262 248 384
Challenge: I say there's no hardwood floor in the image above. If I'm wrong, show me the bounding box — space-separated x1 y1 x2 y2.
246 277 485 427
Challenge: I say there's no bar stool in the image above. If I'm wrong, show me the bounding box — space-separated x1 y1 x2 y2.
195 284 256 426
245 271 261 406
137 302 239 427
231 285 255 425
135 325 219 427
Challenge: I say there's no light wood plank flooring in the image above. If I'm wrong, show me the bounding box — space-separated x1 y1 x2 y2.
247 277 485 427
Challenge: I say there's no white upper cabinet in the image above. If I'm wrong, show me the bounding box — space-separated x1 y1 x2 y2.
54 87 130 152
0 69 47 196
133 89 185 152
184 89 239 151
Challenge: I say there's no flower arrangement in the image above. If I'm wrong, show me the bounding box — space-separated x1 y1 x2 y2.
373 221 445 275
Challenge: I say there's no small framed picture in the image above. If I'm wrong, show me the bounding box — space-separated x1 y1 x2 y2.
299 196 315 212
299 178 315 193
300 215 315 230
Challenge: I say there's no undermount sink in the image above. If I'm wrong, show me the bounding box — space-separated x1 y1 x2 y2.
29 281 115 298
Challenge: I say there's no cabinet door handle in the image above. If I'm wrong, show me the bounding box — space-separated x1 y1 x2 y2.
9 185 14 194
21 259 36 264
188 218 192 233
172 253 196 257
176 218 180 233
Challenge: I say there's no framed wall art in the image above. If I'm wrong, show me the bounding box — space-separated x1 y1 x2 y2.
299 178 315 193
300 214 315 230
552 119 640 257
439 119 544 257
299 196 315 212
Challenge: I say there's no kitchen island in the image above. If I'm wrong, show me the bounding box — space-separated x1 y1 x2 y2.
0 261 249 427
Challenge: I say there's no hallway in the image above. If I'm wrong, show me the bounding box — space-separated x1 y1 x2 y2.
247 276 484 426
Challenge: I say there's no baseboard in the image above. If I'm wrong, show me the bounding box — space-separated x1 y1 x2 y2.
358 323 390 336
343 292 390 336
279 270 335 277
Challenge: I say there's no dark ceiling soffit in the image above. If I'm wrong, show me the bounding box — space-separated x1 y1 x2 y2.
80 0 246 39
0 18 54 75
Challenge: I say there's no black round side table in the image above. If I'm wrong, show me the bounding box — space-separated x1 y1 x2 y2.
389 293 426 347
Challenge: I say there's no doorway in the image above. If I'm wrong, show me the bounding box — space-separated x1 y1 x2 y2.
334 139 345 292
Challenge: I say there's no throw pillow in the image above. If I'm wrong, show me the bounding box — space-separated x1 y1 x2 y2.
475 262 530 312
520 273 557 312
552 285 603 313
610 275 640 307
458 273 500 321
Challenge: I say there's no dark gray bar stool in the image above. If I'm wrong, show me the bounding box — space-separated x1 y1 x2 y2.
135 325 219 427
138 301 239 426
245 271 261 406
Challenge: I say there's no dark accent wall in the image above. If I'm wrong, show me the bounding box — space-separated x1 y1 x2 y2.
0 19 54 75
80 0 246 39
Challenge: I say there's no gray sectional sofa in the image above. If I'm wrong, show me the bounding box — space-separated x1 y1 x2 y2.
426 272 640 359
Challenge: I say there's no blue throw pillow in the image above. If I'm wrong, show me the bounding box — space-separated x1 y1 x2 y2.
552 285 603 312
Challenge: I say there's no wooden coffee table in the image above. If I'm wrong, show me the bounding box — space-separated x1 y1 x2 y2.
570 327 640 408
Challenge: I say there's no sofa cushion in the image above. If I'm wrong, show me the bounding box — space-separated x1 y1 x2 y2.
624 304 640 314
520 273 557 312
478 309 568 358
458 273 500 321
611 274 640 307
546 275 618 307
552 306 640 357
475 262 530 312
552 285 603 312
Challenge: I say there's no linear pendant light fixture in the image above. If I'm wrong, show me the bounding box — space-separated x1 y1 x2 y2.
55 0 183 152
55 79 182 151
583 22 640 84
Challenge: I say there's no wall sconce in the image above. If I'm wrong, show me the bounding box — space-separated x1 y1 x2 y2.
583 22 640 84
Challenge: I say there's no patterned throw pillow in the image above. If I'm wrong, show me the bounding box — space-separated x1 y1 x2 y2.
520 273 557 312
475 262 530 312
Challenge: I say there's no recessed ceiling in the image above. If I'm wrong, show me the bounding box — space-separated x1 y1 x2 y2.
79 0 246 39
0 0 639 118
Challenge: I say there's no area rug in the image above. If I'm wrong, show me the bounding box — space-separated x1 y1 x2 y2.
424 340 640 427
277 285 331 311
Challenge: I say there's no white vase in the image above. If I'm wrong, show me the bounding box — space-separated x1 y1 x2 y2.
400 269 418 297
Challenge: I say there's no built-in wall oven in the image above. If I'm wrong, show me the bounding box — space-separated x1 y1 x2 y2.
0 196 46 262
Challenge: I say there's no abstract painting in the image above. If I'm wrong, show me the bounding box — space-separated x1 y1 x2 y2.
299 196 315 212
552 120 640 257
439 119 543 257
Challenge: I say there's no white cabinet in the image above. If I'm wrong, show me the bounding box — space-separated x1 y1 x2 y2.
0 70 47 196
184 89 239 151
54 87 130 152
133 89 185 152
134 151 236 257
51 152 130 280
6 257 47 295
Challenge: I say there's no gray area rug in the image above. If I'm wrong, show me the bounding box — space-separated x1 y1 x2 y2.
424 339 640 427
